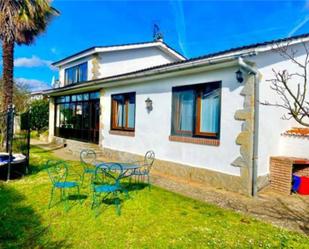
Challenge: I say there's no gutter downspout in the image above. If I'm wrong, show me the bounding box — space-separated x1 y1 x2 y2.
238 57 260 197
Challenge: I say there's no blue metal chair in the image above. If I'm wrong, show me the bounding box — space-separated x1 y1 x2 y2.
91 163 125 215
46 160 81 210
130 151 155 188
80 149 97 185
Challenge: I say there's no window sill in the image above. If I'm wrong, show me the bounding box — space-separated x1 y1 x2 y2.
169 135 220 146
109 130 135 137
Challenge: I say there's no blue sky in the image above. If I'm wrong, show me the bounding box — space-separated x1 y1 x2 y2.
2 0 309 91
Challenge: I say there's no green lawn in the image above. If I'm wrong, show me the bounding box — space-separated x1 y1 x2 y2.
0 146 308 249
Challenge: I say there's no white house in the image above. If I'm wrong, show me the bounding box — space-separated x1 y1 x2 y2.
44 35 309 196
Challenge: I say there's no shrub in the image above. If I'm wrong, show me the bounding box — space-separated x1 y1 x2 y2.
29 99 49 132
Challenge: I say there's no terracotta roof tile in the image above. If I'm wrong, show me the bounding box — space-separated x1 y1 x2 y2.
283 127 309 137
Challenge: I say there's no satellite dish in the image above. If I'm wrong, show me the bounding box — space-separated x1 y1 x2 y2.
51 76 59 88
51 76 55 87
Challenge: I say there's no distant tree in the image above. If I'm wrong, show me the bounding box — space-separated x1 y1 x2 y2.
13 82 30 113
262 42 309 127
0 78 30 149
0 0 58 111
29 99 49 132
0 78 30 112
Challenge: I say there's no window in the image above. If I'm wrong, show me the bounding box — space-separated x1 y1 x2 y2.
54 91 100 143
171 82 221 139
111 92 136 131
64 62 88 84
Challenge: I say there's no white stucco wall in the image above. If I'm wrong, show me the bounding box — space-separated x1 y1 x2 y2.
98 47 177 78
101 67 243 176
279 135 309 158
57 47 177 86
253 42 309 176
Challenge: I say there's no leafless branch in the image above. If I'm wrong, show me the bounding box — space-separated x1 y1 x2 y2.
263 42 309 127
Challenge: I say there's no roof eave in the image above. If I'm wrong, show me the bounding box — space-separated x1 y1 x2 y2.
44 55 240 97
159 42 186 60
51 41 185 67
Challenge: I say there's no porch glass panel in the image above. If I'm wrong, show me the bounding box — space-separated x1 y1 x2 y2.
54 91 100 144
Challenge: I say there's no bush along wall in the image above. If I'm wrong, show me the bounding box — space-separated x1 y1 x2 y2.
29 99 49 132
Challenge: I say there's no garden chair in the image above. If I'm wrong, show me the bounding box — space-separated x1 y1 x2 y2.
91 162 125 216
46 160 81 210
130 151 155 188
80 149 97 185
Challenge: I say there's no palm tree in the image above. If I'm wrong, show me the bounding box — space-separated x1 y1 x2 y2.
0 0 58 111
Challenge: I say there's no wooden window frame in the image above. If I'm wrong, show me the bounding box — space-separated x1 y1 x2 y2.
194 90 218 138
111 92 136 132
171 81 221 139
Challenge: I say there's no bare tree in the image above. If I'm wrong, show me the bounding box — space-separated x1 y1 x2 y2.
261 42 309 127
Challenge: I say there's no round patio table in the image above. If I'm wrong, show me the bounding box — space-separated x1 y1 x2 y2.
95 162 141 196
95 162 140 179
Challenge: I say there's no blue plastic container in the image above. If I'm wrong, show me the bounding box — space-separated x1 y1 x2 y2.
292 175 301 192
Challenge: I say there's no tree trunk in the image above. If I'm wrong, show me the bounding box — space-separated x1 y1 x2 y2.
2 40 14 111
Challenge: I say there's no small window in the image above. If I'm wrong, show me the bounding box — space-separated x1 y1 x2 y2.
171 82 221 139
90 92 100 100
64 62 88 85
83 93 89 101
111 92 136 131
77 94 83 102
56 96 64 104
56 96 70 103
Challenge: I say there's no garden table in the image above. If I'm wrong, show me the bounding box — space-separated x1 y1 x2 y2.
95 162 140 179
94 162 141 196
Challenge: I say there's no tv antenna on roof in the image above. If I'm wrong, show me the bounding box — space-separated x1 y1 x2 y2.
153 23 163 42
